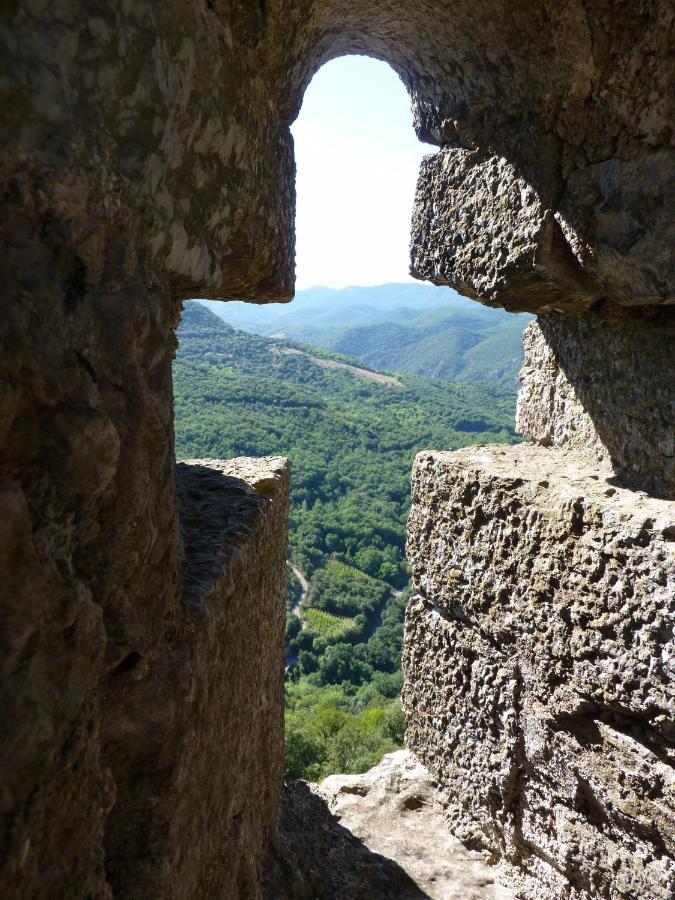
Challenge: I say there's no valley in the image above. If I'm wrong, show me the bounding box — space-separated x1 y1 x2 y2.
174 298 521 780
199 282 533 387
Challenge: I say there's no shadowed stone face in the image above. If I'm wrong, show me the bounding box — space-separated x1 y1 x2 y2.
517 307 675 497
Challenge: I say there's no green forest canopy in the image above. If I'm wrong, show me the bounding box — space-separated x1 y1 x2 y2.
174 301 520 779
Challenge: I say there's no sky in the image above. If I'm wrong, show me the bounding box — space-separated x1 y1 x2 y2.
291 56 433 289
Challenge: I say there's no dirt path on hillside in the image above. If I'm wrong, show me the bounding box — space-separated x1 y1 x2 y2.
286 564 310 670
272 346 402 388
289 563 309 618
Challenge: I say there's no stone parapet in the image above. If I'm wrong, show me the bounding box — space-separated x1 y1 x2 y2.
403 443 674 899
102 456 290 899
0 456 289 899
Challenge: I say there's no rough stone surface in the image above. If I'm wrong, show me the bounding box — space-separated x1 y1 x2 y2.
1 455 289 898
1 2 673 312
265 750 513 899
517 306 675 498
108 456 289 899
411 146 675 314
410 150 603 314
403 443 675 899
556 150 675 307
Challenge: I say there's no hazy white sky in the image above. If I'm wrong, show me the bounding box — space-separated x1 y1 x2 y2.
291 56 433 289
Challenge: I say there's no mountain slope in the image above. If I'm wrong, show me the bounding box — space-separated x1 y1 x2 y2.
197 282 532 386
197 283 453 339
173 300 521 780
175 298 519 588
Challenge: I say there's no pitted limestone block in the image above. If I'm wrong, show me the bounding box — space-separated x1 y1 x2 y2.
410 149 602 314
517 306 675 497
403 443 674 899
410 146 675 315
103 456 289 900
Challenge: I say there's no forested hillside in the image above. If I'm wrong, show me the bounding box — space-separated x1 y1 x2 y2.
174 301 520 779
199 282 532 386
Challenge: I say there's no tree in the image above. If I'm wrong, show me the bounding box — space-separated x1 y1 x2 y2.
384 704 406 744
284 728 325 780
318 643 373 686
378 561 399 583
285 614 301 642
299 650 319 675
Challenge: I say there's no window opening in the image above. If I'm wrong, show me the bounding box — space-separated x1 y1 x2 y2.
175 56 530 782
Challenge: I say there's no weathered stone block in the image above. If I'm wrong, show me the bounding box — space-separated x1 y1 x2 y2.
410 149 602 314
102 456 289 899
517 306 675 498
557 150 675 307
403 444 674 899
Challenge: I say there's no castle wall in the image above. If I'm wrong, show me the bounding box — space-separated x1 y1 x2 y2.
1 4 296 893
0 454 289 898
403 444 675 898
104 457 289 898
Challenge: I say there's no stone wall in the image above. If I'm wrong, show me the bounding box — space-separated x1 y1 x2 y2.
1 456 289 898
403 444 674 898
105 456 289 899
516 306 675 498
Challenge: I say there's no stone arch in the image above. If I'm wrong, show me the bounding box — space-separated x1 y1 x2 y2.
206 1 672 312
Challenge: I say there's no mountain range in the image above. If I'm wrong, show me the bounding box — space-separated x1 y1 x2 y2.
197 282 532 386
174 299 522 781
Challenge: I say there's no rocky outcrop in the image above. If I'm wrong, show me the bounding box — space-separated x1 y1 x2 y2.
266 750 513 899
403 444 675 899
